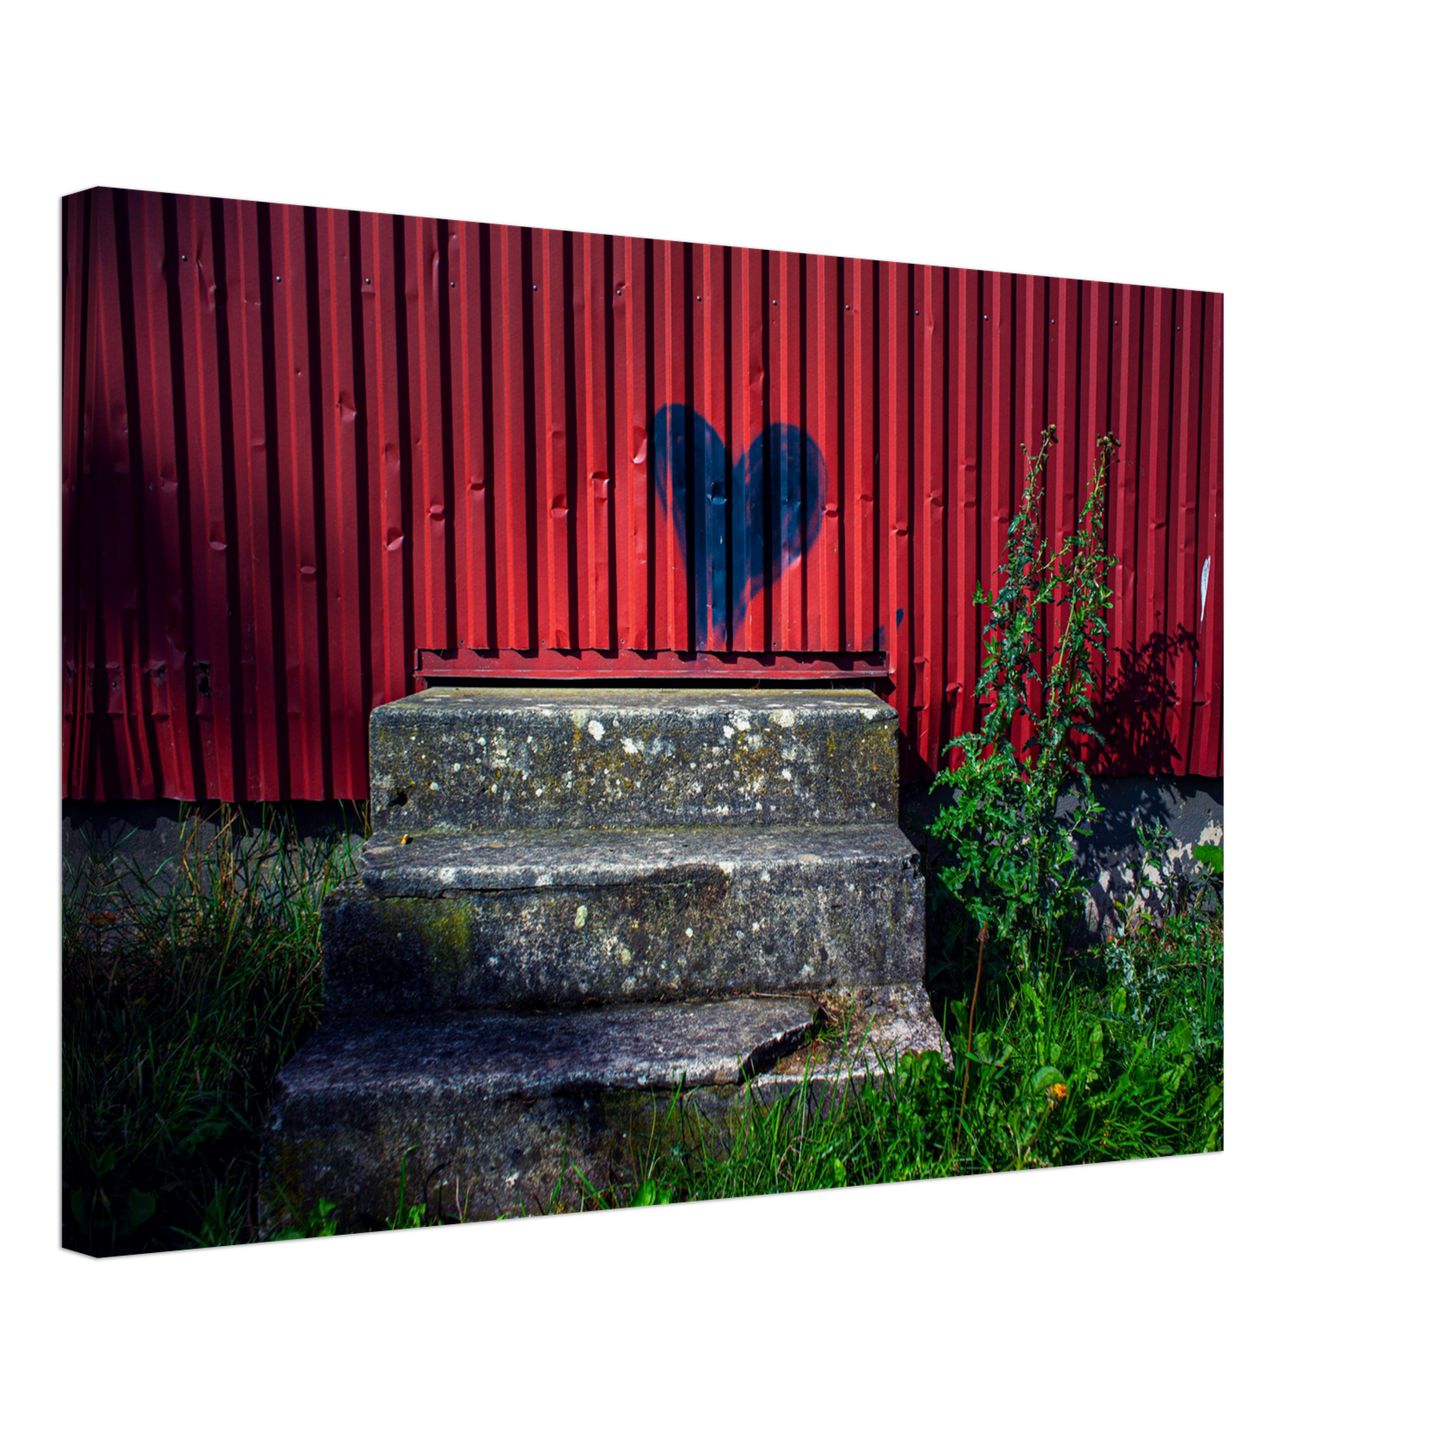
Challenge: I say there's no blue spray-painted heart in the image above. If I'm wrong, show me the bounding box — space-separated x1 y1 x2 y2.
651 404 827 650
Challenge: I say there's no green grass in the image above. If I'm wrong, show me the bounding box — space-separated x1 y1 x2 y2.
612 905 1222 1207
61 806 360 1254
61 810 1221 1249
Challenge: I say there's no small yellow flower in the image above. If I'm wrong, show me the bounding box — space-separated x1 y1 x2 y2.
1049 1082 1068 1102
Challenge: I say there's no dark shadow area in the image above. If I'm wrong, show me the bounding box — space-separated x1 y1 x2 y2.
1093 625 1198 775
902 768 1224 1008
62 799 367 905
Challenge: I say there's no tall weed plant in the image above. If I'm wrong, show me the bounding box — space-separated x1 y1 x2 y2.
929 423 1121 977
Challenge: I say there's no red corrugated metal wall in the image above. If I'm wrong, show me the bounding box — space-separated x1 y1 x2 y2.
61 186 1223 801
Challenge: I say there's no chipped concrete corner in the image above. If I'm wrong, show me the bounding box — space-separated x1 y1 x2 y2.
264 987 941 1230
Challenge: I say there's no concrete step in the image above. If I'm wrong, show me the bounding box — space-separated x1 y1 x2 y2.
322 823 923 1014
263 985 945 1228
368 686 899 834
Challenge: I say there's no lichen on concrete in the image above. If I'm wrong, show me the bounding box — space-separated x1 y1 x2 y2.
322 823 923 1013
368 687 898 834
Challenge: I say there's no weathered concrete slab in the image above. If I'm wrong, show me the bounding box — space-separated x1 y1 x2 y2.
369 687 899 833
263 985 946 1230
322 823 924 1013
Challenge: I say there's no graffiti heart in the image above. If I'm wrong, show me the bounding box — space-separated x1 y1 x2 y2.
651 404 827 650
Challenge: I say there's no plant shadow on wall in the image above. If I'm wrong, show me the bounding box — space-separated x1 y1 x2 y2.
1094 622 1199 777
1061 622 1205 880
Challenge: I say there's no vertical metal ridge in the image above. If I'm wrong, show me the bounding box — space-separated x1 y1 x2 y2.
918 264 946 767
223 197 277 797
879 261 910 744
945 265 980 755
102 187 139 795
808 250 840 654
489 224 525 653
731 245 762 654
1197 291 1224 776
532 227 568 649
616 232 649 651
61 192 88 791
413 216 444 661
131 191 182 797
577 228 612 651
316 205 365 798
1108 282 1142 769
843 253 871 657
698 241 726 651
657 239 686 650
774 249 803 653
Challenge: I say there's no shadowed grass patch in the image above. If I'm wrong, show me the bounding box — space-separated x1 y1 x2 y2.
62 805 360 1254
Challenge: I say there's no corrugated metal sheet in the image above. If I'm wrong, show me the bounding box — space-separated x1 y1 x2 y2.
61 186 1223 801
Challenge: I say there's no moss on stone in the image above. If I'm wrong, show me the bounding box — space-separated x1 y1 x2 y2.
366 895 475 1007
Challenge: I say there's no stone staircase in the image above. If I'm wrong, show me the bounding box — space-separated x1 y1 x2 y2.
265 686 943 1228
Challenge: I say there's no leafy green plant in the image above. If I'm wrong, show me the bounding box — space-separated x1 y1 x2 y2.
940 905 1223 1165
1194 843 1224 913
1095 905 1224 1152
267 1196 340 1243
928 424 1121 978
1109 820 1224 940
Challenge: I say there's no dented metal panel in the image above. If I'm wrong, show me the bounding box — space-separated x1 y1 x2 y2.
61 186 1224 801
